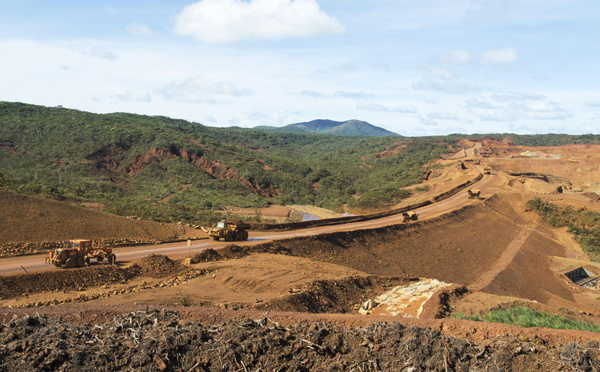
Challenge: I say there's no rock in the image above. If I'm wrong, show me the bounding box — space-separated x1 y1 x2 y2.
154 355 167 371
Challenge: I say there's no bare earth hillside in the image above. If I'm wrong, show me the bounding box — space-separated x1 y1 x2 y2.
0 190 205 246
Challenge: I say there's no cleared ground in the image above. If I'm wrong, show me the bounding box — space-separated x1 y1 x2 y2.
4 139 600 370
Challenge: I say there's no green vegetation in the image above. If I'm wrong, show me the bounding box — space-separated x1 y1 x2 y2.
526 198 600 261
453 307 600 333
0 102 453 224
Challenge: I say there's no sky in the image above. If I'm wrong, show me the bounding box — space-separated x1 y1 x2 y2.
1 0 599 136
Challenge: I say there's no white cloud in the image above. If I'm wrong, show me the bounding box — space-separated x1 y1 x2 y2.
466 98 572 122
299 90 372 99
116 90 152 103
160 77 253 103
442 49 471 64
126 22 156 36
586 102 600 107
88 47 118 61
334 91 372 99
316 62 358 74
419 117 440 126
470 106 517 122
481 47 518 65
173 0 344 44
427 111 459 120
300 90 326 98
412 79 482 94
356 100 388 112
204 115 219 124
466 98 518 122
394 106 418 114
247 110 295 126
491 92 546 102
518 101 572 120
421 64 455 80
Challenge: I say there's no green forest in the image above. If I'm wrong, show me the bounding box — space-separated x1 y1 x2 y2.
0 102 455 225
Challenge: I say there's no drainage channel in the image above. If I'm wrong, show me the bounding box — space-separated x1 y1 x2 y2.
565 267 600 288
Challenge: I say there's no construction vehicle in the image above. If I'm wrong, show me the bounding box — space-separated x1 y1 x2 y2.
468 189 481 199
473 159 480 165
202 219 250 241
402 211 419 222
45 239 116 268
483 166 492 175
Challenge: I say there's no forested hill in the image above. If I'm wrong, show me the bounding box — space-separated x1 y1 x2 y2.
0 102 453 224
255 119 399 137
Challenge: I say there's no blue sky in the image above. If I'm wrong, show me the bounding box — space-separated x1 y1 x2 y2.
1 0 599 135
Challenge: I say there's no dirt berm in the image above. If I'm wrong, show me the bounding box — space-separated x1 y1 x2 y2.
0 254 193 300
0 308 597 371
0 190 205 256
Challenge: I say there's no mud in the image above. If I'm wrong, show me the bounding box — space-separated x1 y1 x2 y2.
0 308 597 372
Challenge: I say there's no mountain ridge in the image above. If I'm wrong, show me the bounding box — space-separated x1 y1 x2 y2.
255 119 399 137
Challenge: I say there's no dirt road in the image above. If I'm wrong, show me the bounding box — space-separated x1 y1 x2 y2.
0 173 497 276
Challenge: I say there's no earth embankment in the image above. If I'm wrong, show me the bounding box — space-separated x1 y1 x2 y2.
0 190 205 255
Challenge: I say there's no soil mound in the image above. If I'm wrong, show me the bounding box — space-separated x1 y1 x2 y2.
583 192 600 201
0 266 137 300
0 190 203 248
261 276 417 313
137 254 187 278
0 308 596 371
0 255 191 300
193 245 249 262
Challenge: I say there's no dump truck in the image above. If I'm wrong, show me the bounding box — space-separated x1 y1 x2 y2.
202 219 250 241
483 166 492 175
402 211 419 222
46 239 116 268
473 159 480 165
468 189 481 199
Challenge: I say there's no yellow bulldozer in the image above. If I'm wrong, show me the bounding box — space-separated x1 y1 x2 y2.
483 166 492 175
468 189 481 199
201 219 250 241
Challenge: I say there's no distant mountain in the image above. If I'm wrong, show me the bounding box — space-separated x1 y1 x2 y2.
255 119 400 137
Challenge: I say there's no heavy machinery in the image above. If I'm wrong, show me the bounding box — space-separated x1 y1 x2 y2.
202 219 250 241
473 159 480 165
46 239 116 268
402 211 419 222
483 166 492 175
468 189 481 199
